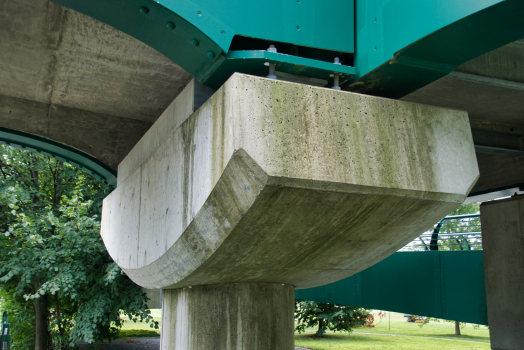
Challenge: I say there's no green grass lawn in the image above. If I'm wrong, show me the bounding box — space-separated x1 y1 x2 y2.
119 309 162 332
355 311 489 341
295 312 490 350
295 333 489 350
119 309 491 349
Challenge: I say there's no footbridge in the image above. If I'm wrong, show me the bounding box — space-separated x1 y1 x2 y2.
2 1 524 349
296 214 488 325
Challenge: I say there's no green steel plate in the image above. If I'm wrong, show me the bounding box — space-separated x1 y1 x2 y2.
204 51 356 89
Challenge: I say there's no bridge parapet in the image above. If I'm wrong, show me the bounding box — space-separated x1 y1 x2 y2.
401 214 482 251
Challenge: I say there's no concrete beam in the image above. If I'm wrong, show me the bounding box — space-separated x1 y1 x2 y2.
0 93 151 170
470 153 524 196
481 196 524 350
455 39 524 85
0 0 191 123
0 0 193 169
101 73 479 290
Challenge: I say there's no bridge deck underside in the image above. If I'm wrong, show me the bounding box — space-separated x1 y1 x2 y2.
0 0 523 196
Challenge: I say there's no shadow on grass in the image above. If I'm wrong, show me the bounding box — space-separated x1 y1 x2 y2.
117 329 160 338
295 333 391 343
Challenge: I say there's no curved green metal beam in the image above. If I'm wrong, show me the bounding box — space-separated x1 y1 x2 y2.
53 0 524 96
53 0 356 88
0 127 116 186
351 0 524 98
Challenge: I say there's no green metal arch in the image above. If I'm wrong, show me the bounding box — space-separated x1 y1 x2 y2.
0 127 116 186
351 0 524 98
53 0 524 94
53 0 356 89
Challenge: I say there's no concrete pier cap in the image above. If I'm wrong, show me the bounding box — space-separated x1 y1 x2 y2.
101 73 478 348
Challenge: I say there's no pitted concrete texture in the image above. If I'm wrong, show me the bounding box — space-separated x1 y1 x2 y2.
161 283 294 350
101 73 479 290
481 196 524 350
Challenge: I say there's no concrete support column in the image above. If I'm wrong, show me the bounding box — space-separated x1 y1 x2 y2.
160 283 294 350
481 196 524 350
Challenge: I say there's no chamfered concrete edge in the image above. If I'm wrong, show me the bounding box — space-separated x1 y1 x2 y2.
120 149 468 290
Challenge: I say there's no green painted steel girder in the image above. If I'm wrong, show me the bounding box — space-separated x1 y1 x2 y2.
351 0 524 98
53 0 524 97
7 0 520 188
0 128 116 186
205 50 357 89
53 0 356 88
296 251 488 326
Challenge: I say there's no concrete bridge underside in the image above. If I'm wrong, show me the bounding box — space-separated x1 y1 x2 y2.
2 1 524 350
1 0 524 198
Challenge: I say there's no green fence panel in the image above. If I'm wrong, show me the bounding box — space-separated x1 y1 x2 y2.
440 251 487 324
296 251 487 325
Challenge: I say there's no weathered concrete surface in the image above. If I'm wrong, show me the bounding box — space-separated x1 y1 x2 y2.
101 73 479 290
0 0 191 169
481 197 524 350
161 283 294 350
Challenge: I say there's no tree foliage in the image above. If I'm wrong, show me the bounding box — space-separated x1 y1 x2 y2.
437 202 481 251
0 145 157 349
295 300 373 336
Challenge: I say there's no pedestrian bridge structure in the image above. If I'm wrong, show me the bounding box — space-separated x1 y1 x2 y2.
297 215 488 325
2 1 524 349
2 0 524 201
297 251 487 325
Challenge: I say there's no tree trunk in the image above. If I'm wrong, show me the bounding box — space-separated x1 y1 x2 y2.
35 294 48 350
454 320 461 335
317 319 324 336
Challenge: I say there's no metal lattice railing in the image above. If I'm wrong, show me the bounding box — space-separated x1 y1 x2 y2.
1 311 10 350
400 214 482 251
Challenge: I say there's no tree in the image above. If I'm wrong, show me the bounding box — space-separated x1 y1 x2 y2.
0 145 157 350
439 202 481 252
295 300 373 336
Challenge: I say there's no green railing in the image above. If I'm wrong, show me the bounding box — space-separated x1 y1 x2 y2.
1 312 10 350
400 214 482 251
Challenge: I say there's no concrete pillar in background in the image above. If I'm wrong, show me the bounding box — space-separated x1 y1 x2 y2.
481 196 524 350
